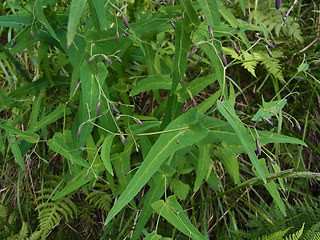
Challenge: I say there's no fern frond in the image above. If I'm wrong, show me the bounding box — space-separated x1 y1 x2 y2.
302 222 320 240
86 183 112 212
286 223 304 240
223 47 259 77
258 51 284 82
256 227 291 240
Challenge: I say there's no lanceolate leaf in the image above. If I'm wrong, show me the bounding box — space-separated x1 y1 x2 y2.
7 132 24 170
171 19 191 93
130 74 171 96
198 0 220 27
104 108 208 225
0 15 33 29
34 0 59 41
67 0 87 48
100 135 114 176
217 100 266 182
152 195 207 240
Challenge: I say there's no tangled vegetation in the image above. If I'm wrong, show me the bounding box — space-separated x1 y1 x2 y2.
0 0 319 239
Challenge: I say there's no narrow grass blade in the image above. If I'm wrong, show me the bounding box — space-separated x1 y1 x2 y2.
67 0 87 48
104 108 208 226
217 100 266 182
152 195 207 240
197 90 221 114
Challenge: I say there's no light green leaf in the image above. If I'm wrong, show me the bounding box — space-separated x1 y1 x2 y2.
104 108 208 226
198 0 220 27
52 166 99 200
170 177 190 201
67 0 87 48
29 104 70 133
253 159 286 216
151 195 207 240
48 133 90 168
143 231 162 240
217 100 266 182
177 74 217 103
0 125 39 144
196 89 221 114
7 132 24 170
171 19 191 93
100 135 114 176
215 145 240 184
0 15 33 29
130 74 171 96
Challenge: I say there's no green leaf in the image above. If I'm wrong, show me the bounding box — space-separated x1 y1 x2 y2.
7 132 24 170
171 19 191 93
100 135 114 176
0 15 33 29
194 145 212 190
217 100 266 182
34 0 59 41
252 98 287 121
143 231 162 240
253 159 286 216
151 195 207 240
177 74 217 103
48 133 90 168
181 0 201 26
170 177 190 201
92 0 107 31
9 78 50 98
198 0 220 27
130 74 171 96
29 104 70 132
197 90 221 114
52 166 99 200
132 170 173 240
104 108 208 226
67 0 87 48
215 145 240 184
78 62 108 147
0 125 39 144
